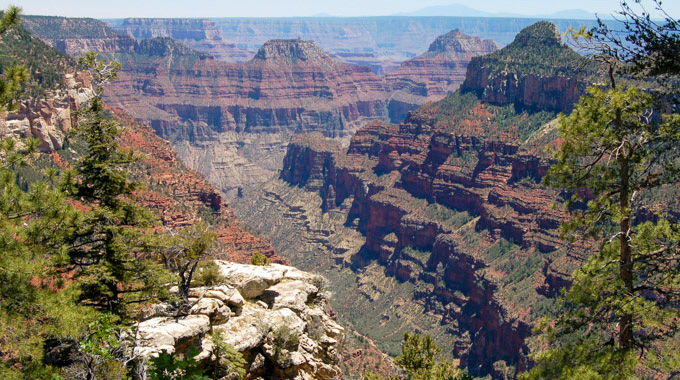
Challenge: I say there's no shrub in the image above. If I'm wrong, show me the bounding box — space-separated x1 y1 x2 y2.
211 331 246 380
271 325 300 357
250 251 270 266
193 261 225 287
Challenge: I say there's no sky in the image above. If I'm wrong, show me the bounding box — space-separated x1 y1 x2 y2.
1 0 678 19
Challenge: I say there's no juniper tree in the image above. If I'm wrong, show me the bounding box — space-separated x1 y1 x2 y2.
153 221 217 304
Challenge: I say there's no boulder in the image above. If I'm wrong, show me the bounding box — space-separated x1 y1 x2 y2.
261 280 317 312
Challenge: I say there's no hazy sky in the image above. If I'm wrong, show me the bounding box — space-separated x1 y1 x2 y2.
2 0 678 19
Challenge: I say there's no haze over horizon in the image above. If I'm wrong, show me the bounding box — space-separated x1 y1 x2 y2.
3 0 678 19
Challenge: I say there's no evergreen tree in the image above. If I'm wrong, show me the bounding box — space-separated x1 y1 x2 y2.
395 332 468 380
0 7 98 377
523 2 680 377
62 52 168 317
0 5 26 112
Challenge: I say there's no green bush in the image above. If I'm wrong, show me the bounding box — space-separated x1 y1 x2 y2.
272 325 300 357
250 251 270 266
148 346 208 380
193 261 225 287
211 331 246 380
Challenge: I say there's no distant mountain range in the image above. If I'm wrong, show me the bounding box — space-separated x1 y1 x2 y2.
395 3 615 20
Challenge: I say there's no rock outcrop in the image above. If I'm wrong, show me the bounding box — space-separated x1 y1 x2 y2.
387 29 498 120
114 18 253 63
0 72 94 152
135 261 344 379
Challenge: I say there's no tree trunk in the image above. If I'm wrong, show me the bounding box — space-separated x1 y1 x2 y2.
619 139 634 349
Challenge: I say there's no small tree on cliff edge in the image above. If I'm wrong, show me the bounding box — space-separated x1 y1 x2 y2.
523 2 680 378
61 52 168 317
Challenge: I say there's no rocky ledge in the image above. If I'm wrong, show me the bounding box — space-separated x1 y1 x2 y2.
135 261 344 379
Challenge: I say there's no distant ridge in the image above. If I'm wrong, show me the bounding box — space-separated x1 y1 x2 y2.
395 3 613 20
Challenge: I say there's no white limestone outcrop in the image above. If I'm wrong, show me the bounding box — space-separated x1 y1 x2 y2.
134 260 344 379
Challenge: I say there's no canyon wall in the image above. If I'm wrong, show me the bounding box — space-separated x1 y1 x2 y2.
233 21 592 378
23 16 136 56
24 17 519 201
103 37 391 198
460 21 591 114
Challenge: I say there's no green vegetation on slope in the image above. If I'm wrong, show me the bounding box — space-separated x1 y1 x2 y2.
22 15 121 39
418 90 557 142
470 21 589 78
0 20 74 99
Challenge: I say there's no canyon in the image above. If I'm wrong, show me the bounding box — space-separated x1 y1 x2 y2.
25 16 506 200
232 21 591 378
105 17 601 76
13 14 611 378
0 21 279 264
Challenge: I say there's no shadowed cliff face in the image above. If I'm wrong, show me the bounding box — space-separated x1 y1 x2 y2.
233 22 594 378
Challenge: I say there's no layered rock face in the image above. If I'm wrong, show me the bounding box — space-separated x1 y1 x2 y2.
135 260 344 379
0 72 94 152
386 29 498 121
234 22 592 378
114 18 253 63
388 30 498 96
102 37 391 198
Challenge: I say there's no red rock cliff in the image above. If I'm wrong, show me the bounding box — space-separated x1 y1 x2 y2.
275 22 592 377
387 29 498 121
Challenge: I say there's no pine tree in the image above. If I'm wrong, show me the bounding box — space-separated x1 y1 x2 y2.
0 7 97 377
523 2 680 377
62 52 168 317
